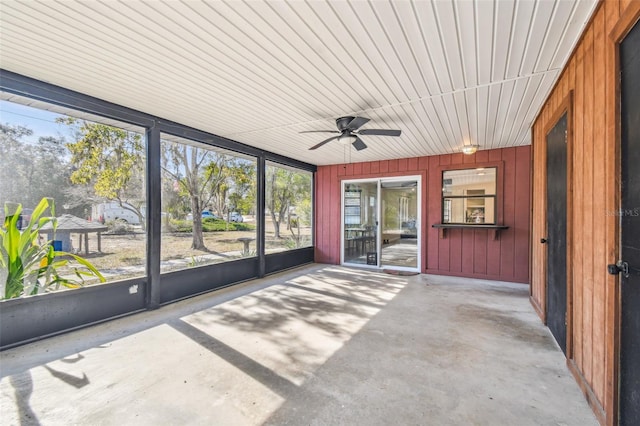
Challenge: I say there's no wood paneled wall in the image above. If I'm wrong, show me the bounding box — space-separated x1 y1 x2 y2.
315 146 531 284
531 1 640 425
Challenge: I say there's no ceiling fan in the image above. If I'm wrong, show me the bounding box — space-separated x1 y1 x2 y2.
300 116 401 151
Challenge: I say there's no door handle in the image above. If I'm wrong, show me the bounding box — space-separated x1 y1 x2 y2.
540 238 547 244
607 260 630 278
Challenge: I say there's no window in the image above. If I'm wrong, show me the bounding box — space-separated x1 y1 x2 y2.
442 168 496 224
160 134 257 273
265 162 313 252
0 96 147 298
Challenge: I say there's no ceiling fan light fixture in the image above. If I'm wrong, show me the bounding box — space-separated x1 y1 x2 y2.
338 134 358 145
461 144 479 155
304 116 401 150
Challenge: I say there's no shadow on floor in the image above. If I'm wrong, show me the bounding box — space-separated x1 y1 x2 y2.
0 266 596 426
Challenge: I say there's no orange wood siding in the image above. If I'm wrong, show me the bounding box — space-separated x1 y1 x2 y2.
530 1 640 424
314 146 531 284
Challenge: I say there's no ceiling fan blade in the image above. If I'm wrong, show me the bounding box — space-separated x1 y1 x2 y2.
358 129 402 137
352 137 367 151
299 130 340 134
346 117 370 131
309 135 340 150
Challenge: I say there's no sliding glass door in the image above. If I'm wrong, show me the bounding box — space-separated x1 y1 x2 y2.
380 180 419 269
342 177 420 271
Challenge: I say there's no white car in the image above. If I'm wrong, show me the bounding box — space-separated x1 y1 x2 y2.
229 212 243 223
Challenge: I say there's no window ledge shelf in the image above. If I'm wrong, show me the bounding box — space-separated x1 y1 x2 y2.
432 223 509 240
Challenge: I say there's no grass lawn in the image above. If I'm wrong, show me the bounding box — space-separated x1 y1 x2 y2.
54 219 311 285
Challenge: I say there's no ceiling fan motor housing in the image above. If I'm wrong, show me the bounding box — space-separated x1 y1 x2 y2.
336 116 357 131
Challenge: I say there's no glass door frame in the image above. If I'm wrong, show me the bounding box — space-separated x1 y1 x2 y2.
341 175 422 272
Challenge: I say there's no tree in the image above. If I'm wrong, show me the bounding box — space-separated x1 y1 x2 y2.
0 124 72 212
161 177 190 221
0 124 34 206
31 136 76 212
208 157 256 218
162 142 223 250
61 118 146 227
204 154 233 219
266 166 311 239
162 141 258 250
227 161 256 215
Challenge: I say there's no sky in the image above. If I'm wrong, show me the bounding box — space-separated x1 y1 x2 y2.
0 100 65 143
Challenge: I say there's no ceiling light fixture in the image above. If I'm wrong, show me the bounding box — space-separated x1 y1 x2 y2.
461 144 479 155
338 133 358 145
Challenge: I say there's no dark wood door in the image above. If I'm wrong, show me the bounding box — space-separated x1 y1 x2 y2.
546 113 568 354
619 19 640 426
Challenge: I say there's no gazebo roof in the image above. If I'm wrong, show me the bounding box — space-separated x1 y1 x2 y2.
41 214 109 233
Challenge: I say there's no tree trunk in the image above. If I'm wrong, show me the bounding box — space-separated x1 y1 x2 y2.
190 196 206 250
289 218 300 248
271 210 281 239
137 211 146 231
276 200 289 239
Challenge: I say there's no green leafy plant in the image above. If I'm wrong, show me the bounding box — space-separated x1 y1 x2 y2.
240 249 257 258
283 235 311 250
188 255 208 267
171 218 255 233
0 198 105 300
106 218 132 234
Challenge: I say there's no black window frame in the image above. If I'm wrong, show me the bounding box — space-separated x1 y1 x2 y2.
0 69 317 349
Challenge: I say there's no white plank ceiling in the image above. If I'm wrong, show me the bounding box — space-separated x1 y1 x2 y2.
0 0 597 166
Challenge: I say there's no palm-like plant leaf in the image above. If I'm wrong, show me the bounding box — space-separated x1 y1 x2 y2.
1 198 105 299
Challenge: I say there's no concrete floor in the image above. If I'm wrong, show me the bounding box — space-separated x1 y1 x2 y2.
0 264 597 426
